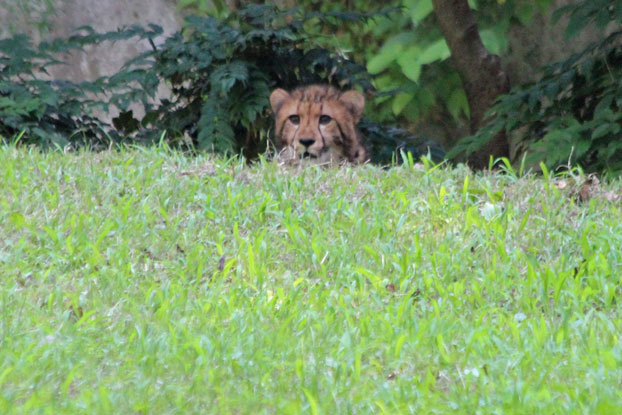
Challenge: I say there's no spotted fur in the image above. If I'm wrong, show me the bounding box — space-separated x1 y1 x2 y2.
269 85 367 163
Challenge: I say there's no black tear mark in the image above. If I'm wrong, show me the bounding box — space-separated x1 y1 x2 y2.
318 102 326 147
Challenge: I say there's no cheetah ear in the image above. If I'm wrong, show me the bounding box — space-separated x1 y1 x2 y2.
340 90 365 123
270 88 291 113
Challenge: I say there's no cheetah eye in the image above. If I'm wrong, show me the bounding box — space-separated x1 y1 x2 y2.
319 115 332 125
288 115 300 125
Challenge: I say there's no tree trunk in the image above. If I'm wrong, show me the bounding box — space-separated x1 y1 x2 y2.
431 0 510 169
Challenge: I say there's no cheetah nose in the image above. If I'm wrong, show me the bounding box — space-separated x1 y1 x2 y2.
299 138 315 148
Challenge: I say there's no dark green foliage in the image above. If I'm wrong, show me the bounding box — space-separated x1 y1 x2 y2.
101 5 382 158
0 26 162 149
1 4 438 163
553 0 622 38
450 2 622 174
359 120 444 165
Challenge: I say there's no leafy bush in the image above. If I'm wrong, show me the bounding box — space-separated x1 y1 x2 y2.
450 0 622 174
0 26 161 149
118 5 380 158
364 0 556 123
2 4 438 162
359 120 444 164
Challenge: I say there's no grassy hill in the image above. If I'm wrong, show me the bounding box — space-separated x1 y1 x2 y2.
1 146 621 414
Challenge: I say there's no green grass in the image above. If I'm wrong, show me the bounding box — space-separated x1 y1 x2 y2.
1 146 621 414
